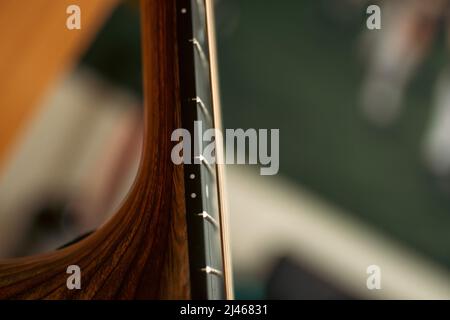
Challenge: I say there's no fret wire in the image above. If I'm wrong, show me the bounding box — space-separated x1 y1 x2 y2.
198 210 219 229
190 38 209 68
201 266 223 277
192 96 213 123
195 154 215 176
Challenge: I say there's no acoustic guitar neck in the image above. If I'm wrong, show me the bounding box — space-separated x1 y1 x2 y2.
176 0 233 299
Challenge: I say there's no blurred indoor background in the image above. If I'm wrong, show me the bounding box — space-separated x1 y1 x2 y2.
0 0 449 299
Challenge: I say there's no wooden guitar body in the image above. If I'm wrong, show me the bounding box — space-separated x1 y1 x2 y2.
0 0 191 299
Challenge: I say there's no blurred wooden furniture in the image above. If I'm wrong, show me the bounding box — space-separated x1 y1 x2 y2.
0 0 118 168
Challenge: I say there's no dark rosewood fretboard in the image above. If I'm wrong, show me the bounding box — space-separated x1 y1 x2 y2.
177 0 233 300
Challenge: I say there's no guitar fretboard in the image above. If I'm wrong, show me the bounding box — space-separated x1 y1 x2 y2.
177 0 229 300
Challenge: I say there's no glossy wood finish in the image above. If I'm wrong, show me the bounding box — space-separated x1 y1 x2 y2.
0 0 191 299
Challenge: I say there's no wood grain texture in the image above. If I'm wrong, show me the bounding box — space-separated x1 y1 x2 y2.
0 0 118 169
0 0 191 299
